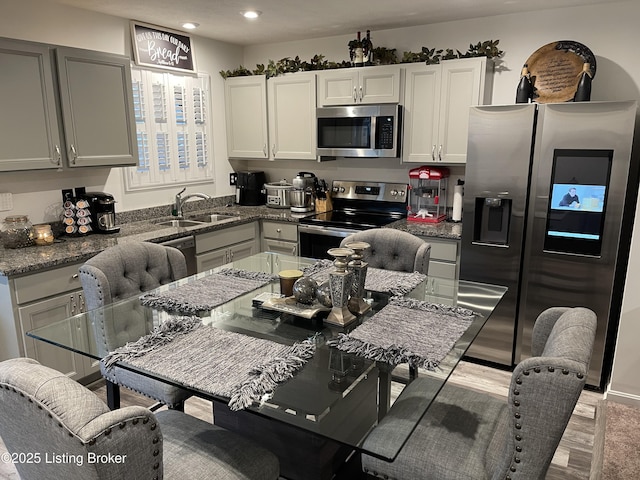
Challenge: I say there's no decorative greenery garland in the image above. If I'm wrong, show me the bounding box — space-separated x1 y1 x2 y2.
220 40 504 79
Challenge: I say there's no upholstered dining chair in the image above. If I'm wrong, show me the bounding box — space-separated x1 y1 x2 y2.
361 306 597 480
0 358 279 480
79 242 191 410
340 228 431 275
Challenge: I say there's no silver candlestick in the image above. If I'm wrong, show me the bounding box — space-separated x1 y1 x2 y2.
326 247 356 326
345 241 371 315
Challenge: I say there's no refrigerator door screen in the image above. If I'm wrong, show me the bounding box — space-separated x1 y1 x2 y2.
544 149 613 256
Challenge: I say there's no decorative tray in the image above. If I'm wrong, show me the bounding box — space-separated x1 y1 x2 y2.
526 40 596 103
261 296 331 319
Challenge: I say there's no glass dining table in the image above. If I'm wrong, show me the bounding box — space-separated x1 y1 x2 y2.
27 251 506 477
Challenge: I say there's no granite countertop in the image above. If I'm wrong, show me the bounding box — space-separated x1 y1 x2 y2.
0 203 462 277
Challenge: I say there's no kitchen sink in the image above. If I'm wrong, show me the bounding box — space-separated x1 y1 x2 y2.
155 219 205 228
187 214 240 224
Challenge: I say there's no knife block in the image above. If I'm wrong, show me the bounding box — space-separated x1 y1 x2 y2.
315 194 332 213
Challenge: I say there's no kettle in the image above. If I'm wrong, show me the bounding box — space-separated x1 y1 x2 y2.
291 172 318 213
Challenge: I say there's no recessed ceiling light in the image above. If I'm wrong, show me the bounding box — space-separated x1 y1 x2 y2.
241 10 262 19
182 22 199 29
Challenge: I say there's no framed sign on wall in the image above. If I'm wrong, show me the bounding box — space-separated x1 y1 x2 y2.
130 21 196 73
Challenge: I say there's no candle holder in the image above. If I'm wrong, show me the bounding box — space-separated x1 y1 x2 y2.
345 241 371 315
326 247 356 326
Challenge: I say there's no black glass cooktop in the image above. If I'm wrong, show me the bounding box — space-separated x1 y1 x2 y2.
299 210 404 229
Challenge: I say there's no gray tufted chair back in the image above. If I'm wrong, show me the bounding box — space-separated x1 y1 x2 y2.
77 242 190 409
79 242 187 310
0 358 280 480
0 357 162 480
490 306 597 479
340 229 431 274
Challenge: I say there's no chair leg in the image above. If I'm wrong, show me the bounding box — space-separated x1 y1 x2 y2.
106 380 121 410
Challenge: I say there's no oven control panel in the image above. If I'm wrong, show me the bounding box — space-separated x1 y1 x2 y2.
331 181 408 202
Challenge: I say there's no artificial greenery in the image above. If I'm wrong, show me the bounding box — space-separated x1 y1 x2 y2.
219 39 504 78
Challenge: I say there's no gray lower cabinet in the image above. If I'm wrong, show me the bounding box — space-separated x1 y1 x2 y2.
196 222 260 272
422 237 460 300
0 262 97 381
261 220 298 256
0 37 137 171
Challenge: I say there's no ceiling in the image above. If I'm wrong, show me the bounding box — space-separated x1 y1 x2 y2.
45 0 619 46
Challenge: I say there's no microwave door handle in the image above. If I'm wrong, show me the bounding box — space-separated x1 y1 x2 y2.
370 115 377 151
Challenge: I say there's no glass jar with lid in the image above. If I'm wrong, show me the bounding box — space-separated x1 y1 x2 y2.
1 215 35 249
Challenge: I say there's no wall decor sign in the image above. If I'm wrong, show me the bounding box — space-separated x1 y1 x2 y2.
131 21 196 73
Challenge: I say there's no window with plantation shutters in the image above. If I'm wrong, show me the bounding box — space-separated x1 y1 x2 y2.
124 67 213 191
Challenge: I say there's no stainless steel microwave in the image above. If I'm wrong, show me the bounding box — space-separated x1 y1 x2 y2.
316 104 401 158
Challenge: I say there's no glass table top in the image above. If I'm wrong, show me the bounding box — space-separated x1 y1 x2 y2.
27 252 507 462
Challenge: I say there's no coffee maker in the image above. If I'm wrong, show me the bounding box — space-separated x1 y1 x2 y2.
82 192 120 233
236 171 266 206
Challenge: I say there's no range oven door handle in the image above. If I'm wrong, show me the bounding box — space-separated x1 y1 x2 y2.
298 224 360 238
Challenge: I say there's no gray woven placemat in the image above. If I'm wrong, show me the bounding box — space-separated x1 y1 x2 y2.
304 259 426 295
327 297 478 370
139 268 277 314
103 315 316 411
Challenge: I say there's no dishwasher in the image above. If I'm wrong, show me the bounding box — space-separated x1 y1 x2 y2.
159 236 197 276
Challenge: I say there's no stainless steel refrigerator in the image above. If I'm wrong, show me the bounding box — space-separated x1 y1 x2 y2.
460 101 638 388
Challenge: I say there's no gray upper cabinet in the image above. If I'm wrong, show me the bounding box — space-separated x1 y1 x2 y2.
0 39 62 171
0 37 138 171
56 47 137 168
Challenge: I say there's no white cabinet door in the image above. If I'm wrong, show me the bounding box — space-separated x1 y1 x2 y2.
437 57 487 164
56 47 138 167
267 73 317 160
196 247 229 272
402 64 441 164
318 66 402 106
0 39 63 171
403 57 489 164
225 76 269 159
18 292 92 381
228 239 259 263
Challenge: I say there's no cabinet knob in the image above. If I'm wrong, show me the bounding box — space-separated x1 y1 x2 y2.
276 228 281 233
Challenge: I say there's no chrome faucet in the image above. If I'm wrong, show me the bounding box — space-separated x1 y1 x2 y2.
173 187 211 218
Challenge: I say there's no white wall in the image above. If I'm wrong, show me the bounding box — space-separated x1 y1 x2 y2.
0 0 242 223
243 0 640 404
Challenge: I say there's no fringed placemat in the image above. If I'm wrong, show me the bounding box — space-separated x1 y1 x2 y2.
327 297 478 370
139 268 277 314
103 315 316 411
303 259 426 295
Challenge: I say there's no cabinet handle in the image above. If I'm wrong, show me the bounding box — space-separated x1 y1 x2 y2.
292 245 297 255
353 86 357 102
359 86 363 101
70 295 77 315
438 144 443 161
272 144 277 157
263 144 267 157
70 144 78 164
78 293 85 313
431 145 436 161
72 273 79 279
53 145 62 166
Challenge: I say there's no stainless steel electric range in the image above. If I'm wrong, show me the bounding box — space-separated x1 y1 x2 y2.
298 180 409 259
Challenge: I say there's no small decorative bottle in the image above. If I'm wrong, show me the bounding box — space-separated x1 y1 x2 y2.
573 63 592 102
515 64 533 103
354 32 364 67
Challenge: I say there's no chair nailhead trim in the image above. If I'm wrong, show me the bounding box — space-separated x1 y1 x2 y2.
153 436 159 444
515 378 522 384
153 449 160 457
515 435 522 441
150 423 157 431
513 389 520 395
105 428 112 436
515 423 522 430
514 457 521 463
514 412 521 419
534 367 541 373
153 462 160 470
516 446 522 452
577 373 584 379
510 466 517 472
119 422 126 429
514 400 520 406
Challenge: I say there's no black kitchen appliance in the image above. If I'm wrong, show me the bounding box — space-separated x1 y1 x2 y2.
81 192 119 234
237 171 266 206
298 180 408 259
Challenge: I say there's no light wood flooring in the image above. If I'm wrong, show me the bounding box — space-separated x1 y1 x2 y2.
0 360 602 479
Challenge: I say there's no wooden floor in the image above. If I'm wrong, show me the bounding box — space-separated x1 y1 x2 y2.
0 360 602 479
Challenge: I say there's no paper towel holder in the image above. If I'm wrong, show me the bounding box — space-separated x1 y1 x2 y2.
451 179 464 223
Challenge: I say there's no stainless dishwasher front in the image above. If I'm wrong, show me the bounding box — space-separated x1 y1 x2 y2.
158 236 197 276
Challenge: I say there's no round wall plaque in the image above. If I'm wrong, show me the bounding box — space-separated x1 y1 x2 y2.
525 40 596 103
